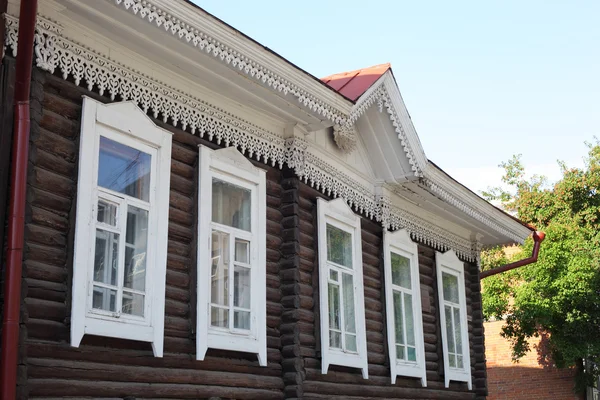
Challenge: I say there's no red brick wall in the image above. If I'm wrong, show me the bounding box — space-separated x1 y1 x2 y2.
485 320 583 400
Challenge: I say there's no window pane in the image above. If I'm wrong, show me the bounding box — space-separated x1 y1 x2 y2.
329 269 338 282
124 206 148 291
326 224 352 268
211 306 228 328
122 291 144 317
404 293 415 346
442 272 460 303
445 305 455 353
94 229 118 286
98 136 151 201
453 307 463 355
97 199 117 226
92 286 116 312
345 333 357 352
457 355 464 369
391 252 411 289
393 290 405 345
234 266 251 309
212 178 251 231
234 239 249 263
396 344 405 360
328 282 340 330
449 354 457 368
329 330 342 349
211 231 229 306
407 346 417 362
234 310 251 330
342 273 356 334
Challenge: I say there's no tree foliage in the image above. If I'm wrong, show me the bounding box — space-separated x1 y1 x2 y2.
481 142 600 391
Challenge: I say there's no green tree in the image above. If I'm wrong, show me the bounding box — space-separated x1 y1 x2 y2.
481 143 600 391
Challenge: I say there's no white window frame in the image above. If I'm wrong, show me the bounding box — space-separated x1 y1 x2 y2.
436 249 472 390
71 97 173 357
383 229 427 386
196 145 267 366
317 198 368 379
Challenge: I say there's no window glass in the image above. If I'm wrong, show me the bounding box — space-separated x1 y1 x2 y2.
326 223 353 268
210 230 229 311
393 291 404 346
342 273 357 352
328 282 341 348
212 178 251 231
122 292 144 316
98 136 151 201
93 229 119 287
124 206 148 292
442 272 460 303
453 307 463 356
391 252 411 289
404 293 415 348
93 287 116 312
234 310 251 330
234 266 251 309
97 199 118 226
235 239 249 263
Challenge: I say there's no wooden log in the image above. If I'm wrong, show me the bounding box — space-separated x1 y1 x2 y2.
29 166 73 199
42 91 81 120
40 108 78 139
25 223 66 248
27 186 72 216
30 205 68 232
25 278 67 303
28 378 284 399
31 147 74 178
25 242 66 267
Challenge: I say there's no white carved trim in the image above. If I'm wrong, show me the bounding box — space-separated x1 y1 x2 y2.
377 196 477 261
4 13 514 263
112 0 348 126
350 84 423 178
332 124 358 154
423 176 527 244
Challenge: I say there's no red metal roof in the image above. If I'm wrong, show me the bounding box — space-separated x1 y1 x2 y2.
321 63 391 102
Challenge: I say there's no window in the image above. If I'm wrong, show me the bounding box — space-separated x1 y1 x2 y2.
197 145 267 366
436 250 472 389
71 98 172 357
383 229 426 385
317 198 368 379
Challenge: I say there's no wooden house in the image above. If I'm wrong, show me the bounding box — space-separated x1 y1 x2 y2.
0 0 534 398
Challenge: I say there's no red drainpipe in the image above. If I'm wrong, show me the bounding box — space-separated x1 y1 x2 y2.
479 231 546 279
1 0 39 398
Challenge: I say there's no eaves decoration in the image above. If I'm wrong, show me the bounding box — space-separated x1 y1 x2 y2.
113 0 348 126
4 13 507 262
105 0 528 246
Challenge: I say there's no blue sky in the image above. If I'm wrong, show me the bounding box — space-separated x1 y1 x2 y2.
193 1 599 193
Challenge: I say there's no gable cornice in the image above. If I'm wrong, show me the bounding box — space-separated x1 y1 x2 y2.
4 12 529 262
112 0 352 126
347 71 532 244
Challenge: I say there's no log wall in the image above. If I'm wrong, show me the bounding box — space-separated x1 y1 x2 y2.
6 64 488 399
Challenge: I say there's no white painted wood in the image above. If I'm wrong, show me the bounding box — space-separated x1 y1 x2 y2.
383 229 427 386
196 145 267 366
436 250 473 390
71 97 172 357
317 198 369 379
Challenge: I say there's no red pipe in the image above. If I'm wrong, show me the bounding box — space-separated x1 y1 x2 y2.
480 231 546 279
1 1 38 399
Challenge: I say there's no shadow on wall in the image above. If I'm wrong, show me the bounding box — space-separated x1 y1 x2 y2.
487 365 583 400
